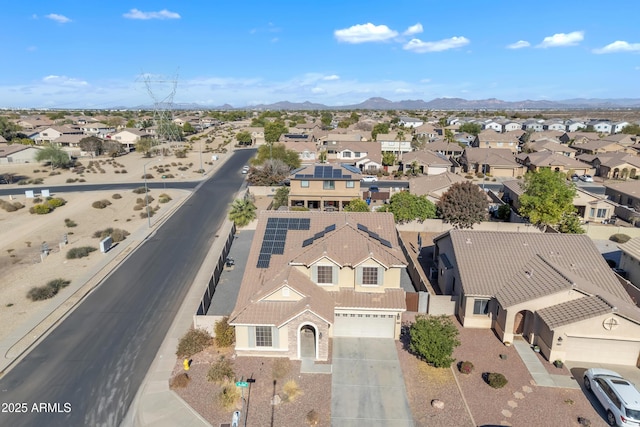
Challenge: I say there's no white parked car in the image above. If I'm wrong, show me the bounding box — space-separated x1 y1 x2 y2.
361 175 378 183
580 174 594 182
584 368 640 426
241 166 250 174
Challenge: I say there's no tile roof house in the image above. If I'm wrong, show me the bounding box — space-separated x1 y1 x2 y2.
409 172 467 203
473 130 519 153
605 181 640 210
229 211 407 361
287 164 363 211
591 153 640 179
515 151 591 174
0 143 42 165
425 141 465 157
618 237 640 290
573 140 632 156
281 139 317 164
433 230 640 365
460 148 525 178
524 139 577 157
400 150 452 175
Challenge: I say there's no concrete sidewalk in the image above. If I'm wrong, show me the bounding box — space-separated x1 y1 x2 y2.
513 339 579 389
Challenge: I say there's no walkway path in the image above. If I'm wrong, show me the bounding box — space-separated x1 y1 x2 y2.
513 339 579 388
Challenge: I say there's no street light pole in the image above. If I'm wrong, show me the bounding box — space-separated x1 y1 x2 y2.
199 138 203 175
144 163 151 228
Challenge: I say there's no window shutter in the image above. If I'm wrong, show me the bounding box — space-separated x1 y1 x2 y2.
272 327 279 348
311 265 318 283
248 326 256 348
332 266 338 284
356 267 363 285
377 267 383 286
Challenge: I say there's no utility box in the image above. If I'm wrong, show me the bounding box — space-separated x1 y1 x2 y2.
100 236 113 253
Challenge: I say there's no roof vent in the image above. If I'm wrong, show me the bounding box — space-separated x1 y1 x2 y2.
525 270 532 279
465 238 472 245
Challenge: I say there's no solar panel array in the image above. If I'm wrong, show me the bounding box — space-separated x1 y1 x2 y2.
257 217 311 268
294 165 352 180
356 223 393 248
341 164 362 174
301 224 336 248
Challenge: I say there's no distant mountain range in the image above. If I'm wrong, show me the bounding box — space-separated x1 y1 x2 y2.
128 97 640 111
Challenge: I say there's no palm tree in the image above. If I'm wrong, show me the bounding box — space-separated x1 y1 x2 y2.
228 198 257 227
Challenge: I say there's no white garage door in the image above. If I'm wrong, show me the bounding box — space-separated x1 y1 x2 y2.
565 337 640 366
333 312 396 338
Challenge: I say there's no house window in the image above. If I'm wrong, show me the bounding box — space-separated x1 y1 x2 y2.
362 267 378 285
323 180 335 190
590 208 595 217
317 266 333 284
354 152 361 157
473 299 489 315
255 326 273 347
346 181 355 188
301 180 309 188
597 208 607 218
343 151 352 158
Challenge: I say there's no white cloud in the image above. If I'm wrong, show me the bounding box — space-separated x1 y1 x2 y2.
395 88 411 94
593 40 640 54
403 36 469 53
507 40 530 49
537 31 584 48
334 23 398 44
403 23 423 36
311 87 325 94
45 13 71 24
42 75 88 87
322 75 340 81
123 9 181 20
420 78 431 83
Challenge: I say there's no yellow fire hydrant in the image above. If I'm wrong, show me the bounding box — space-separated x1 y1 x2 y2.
183 358 190 371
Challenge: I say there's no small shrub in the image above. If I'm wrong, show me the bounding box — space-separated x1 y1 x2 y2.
112 193 122 199
487 372 508 389
27 278 71 301
30 204 52 215
65 218 77 227
159 194 172 203
45 198 66 208
66 246 97 259
282 380 302 402
175 150 187 158
465 174 474 179
66 178 78 183
33 197 43 203
207 356 235 384
141 173 153 179
306 410 320 426
92 200 112 209
133 187 147 194
92 228 130 242
0 200 19 212
176 328 212 358
169 373 191 389
272 358 291 380
120 169 127 174
610 233 631 243
218 384 240 410
133 204 143 211
214 316 235 348
459 361 474 375
290 206 310 211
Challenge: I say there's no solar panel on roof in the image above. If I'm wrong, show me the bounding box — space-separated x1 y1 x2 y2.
314 166 322 177
368 231 380 240
300 219 310 229
357 223 368 232
302 238 314 247
267 217 277 227
314 231 325 239
343 174 351 179
325 224 336 232
332 169 341 178
341 164 361 174
380 239 392 248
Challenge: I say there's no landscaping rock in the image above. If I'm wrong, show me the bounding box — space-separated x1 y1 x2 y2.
270 394 281 406
431 399 445 409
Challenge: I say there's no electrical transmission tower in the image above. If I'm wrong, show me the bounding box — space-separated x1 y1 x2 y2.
142 71 181 147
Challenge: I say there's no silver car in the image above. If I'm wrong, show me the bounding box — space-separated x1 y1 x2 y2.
584 368 640 426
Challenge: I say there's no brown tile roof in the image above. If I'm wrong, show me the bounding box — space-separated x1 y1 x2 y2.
230 211 407 326
0 143 36 157
435 230 632 303
517 151 589 168
526 140 576 154
537 295 614 329
409 172 466 196
401 150 451 167
476 130 518 143
604 180 640 197
331 288 406 310
463 148 519 167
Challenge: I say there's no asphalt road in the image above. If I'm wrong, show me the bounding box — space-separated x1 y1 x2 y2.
0 149 255 427
0 181 199 197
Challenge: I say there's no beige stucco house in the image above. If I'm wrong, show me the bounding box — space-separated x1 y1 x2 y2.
229 212 407 361
433 230 640 365
461 148 525 178
288 164 362 211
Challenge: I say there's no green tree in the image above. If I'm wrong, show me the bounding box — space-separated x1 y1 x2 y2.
135 138 153 157
557 213 585 234
519 168 576 230
125 119 136 128
247 159 291 186
458 122 482 136
235 131 252 146
272 186 290 209
437 182 489 229
0 117 22 141
409 315 460 368
79 136 105 155
252 143 300 169
622 124 640 135
380 191 436 223
320 112 333 127
182 122 196 134
35 144 71 170
444 129 455 143
264 121 288 143
382 152 396 167
343 198 370 212
228 198 257 227
372 123 390 141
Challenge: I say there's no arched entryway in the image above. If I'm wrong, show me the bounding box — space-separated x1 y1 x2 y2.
513 310 534 343
298 324 317 359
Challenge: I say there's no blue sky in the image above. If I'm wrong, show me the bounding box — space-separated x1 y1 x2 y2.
2 1 639 108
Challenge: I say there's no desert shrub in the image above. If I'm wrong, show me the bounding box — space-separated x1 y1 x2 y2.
30 204 52 215
272 358 291 380
610 233 631 243
66 178 77 183
132 187 147 194
112 193 122 199
475 172 484 178
92 200 112 209
169 373 191 389
176 328 212 358
140 209 156 219
487 372 508 388
46 198 66 208
66 246 97 259
120 169 127 174
141 173 153 179
162 173 175 178
290 206 310 211
33 197 43 203
207 356 235 384
306 410 320 426
175 150 187 158
0 200 23 212
65 218 77 227
158 194 172 203
92 228 130 242
465 174 474 179
27 278 71 301
133 204 143 211
214 316 235 348
409 315 460 368
218 384 240 410
282 380 302 402
459 361 474 375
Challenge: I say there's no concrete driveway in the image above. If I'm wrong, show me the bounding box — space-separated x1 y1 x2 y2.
331 338 414 427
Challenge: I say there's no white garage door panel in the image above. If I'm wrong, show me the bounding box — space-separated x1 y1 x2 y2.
333 314 395 338
565 337 640 366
